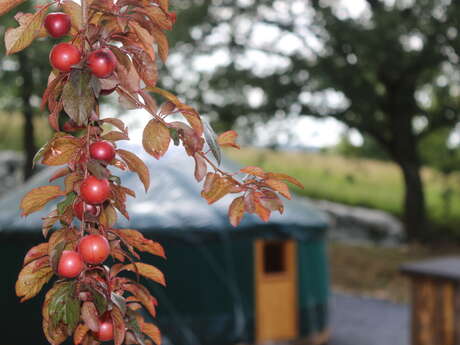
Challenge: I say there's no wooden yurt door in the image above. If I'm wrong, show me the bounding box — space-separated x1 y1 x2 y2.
255 240 298 343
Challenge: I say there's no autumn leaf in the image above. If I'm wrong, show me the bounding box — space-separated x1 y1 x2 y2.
61 0 82 31
117 149 150 192
121 262 166 286
62 70 96 126
42 136 82 166
102 117 127 134
240 166 266 178
0 0 25 16
73 323 89 345
265 172 304 189
129 21 155 60
264 179 292 199
5 4 50 54
81 302 100 332
253 195 271 222
99 203 118 228
23 242 49 266
123 282 158 318
43 282 69 345
21 185 65 216
228 196 245 227
111 306 126 345
201 173 234 204
151 26 169 62
102 130 129 142
144 6 172 31
193 153 207 182
217 130 240 149
181 110 203 136
142 119 170 159
16 262 53 302
112 229 165 258
142 322 162 345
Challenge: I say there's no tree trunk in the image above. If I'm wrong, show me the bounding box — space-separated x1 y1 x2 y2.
386 109 428 241
18 51 36 181
399 160 427 241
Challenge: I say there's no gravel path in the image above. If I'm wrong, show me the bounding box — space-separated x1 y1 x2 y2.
329 292 410 345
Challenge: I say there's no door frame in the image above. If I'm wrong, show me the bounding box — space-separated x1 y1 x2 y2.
254 239 299 343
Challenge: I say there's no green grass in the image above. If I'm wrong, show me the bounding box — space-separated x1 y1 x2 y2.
226 148 460 237
0 113 52 151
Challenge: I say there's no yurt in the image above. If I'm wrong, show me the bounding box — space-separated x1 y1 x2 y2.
0 144 330 345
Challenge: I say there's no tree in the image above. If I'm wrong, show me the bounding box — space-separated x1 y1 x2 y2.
1 0 300 343
164 0 460 240
0 4 52 179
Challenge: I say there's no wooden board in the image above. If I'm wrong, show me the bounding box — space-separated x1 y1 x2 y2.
255 240 298 343
410 277 456 345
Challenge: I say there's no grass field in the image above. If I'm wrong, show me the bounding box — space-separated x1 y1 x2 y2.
227 147 460 238
0 113 52 151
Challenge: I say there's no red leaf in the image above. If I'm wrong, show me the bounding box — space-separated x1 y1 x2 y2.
240 166 266 178
112 229 165 258
117 149 150 192
142 322 162 345
81 302 100 332
228 196 245 227
193 153 207 182
121 262 166 286
217 130 240 149
111 306 126 345
265 172 304 189
264 179 292 199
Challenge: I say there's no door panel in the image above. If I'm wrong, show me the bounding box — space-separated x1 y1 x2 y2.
255 240 298 343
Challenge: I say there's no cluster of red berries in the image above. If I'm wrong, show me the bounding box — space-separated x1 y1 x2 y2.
56 139 116 341
45 12 117 80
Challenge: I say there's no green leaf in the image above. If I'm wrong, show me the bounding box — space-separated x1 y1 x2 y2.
62 70 96 126
203 119 221 165
50 241 66 272
57 192 77 215
91 288 108 315
111 292 127 315
65 290 81 334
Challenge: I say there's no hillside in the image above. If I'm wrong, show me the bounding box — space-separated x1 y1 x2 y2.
226 148 460 238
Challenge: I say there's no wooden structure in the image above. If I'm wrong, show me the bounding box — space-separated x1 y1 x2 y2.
401 257 460 345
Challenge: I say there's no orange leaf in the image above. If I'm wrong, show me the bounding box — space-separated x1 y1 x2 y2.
264 179 292 199
240 166 266 178
101 117 127 134
16 262 53 302
265 172 304 189
217 130 240 149
0 0 26 16
228 196 245 227
102 131 129 142
151 26 169 62
73 323 89 345
142 119 170 159
253 194 271 222
112 229 165 258
122 262 166 286
111 306 126 345
4 4 50 54
144 6 173 31
23 242 49 266
117 149 150 192
142 322 162 345
129 21 155 60
123 282 158 318
201 173 234 204
20 185 65 216
42 136 83 166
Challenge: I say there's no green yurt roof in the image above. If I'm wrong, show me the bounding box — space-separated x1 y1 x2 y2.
0 144 328 239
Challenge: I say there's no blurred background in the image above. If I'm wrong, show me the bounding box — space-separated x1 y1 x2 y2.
2 0 460 344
